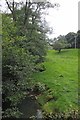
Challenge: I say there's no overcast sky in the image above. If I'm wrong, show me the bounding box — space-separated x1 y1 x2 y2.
46 0 79 38
0 0 79 38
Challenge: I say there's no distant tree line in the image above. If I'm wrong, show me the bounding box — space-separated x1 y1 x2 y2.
65 32 79 48
49 31 80 52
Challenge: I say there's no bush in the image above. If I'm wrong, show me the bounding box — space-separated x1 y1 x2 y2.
33 82 46 94
34 64 46 72
43 110 79 120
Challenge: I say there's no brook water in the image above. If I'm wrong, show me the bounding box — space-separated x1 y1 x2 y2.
18 94 43 119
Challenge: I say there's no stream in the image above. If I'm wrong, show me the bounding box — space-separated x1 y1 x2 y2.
18 94 43 119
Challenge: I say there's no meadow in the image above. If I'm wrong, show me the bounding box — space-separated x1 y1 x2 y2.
33 49 78 114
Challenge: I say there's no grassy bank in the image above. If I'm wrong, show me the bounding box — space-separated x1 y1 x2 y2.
33 49 78 114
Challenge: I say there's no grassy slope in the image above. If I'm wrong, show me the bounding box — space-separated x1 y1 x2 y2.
33 49 78 113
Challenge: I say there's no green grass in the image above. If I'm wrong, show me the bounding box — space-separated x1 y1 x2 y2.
33 49 78 114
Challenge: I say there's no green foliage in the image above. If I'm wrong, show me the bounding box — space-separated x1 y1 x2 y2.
8 3 48 62
0 14 2 35
33 82 46 93
65 32 77 48
43 110 78 120
2 1 59 118
34 63 46 72
3 107 23 118
52 35 70 52
77 30 80 48
53 41 66 53
2 14 34 117
53 41 63 52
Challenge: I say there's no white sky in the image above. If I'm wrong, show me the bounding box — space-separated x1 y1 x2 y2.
0 0 79 38
46 0 79 38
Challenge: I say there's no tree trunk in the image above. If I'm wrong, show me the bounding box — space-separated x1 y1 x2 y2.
58 49 61 53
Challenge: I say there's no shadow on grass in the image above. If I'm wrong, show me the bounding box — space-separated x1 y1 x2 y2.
54 49 69 55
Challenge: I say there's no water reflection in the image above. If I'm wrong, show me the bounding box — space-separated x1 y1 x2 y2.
18 95 43 119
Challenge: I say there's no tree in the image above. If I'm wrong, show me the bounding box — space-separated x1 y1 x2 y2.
76 30 80 48
5 0 59 61
65 32 77 48
2 0 59 118
53 41 64 53
2 14 35 118
53 35 69 53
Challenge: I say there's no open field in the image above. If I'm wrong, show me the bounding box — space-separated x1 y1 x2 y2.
33 49 78 114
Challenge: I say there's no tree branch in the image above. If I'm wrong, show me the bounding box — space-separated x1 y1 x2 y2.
5 0 16 22
5 0 13 13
